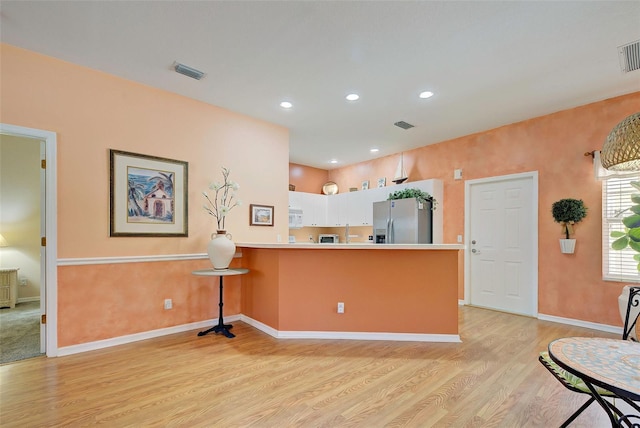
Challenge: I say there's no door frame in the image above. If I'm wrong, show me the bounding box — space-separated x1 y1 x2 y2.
0 123 58 357
463 171 539 315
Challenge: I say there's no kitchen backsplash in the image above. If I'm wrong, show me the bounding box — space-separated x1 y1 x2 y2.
289 225 373 243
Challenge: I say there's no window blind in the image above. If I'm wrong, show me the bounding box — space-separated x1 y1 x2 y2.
602 174 640 282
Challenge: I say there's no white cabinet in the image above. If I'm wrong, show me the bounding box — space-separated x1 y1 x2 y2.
289 191 326 226
347 191 372 226
344 187 389 226
0 268 18 309
327 193 349 226
300 193 327 227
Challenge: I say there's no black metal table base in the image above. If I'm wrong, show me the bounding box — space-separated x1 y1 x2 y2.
198 274 235 338
198 323 234 338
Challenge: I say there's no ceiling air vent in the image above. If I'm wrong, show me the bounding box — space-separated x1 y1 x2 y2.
618 40 640 73
173 62 206 80
394 121 415 130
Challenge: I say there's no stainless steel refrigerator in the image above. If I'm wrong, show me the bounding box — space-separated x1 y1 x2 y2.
373 198 432 244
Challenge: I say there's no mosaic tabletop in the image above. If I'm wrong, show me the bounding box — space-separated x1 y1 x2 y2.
549 337 640 400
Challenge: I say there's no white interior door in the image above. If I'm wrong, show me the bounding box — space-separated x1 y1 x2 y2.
465 172 538 316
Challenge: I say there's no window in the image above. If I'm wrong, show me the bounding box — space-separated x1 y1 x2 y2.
603 174 640 282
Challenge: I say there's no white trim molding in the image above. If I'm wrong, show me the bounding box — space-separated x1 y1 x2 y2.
16 297 40 304
58 252 242 266
538 313 622 336
57 315 240 356
1 123 58 358
58 314 461 357
241 315 461 343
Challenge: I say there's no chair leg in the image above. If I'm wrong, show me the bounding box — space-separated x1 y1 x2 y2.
561 397 595 428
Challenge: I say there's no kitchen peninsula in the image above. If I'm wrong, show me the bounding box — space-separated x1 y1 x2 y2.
236 243 463 342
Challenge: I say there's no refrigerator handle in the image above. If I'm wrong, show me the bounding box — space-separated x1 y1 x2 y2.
389 218 394 243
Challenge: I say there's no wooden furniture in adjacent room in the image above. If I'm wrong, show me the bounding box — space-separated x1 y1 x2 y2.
0 268 19 309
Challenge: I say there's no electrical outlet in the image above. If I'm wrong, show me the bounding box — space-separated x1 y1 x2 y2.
337 302 345 314
19 278 27 286
164 299 173 310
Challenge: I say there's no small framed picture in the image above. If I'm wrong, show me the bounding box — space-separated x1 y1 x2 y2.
250 204 274 226
361 180 369 191
377 177 386 188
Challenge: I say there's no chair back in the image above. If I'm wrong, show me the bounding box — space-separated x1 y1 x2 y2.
622 286 640 341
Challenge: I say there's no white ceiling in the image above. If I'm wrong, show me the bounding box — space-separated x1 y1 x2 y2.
1 1 639 169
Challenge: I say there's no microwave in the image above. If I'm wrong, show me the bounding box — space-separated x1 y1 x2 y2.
318 234 339 244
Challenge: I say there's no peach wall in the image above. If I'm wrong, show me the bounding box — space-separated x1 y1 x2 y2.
1 43 289 346
288 163 328 194
241 249 281 329
57 258 243 347
240 247 459 335
327 92 640 326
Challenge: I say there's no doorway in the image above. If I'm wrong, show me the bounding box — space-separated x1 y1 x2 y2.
464 172 538 316
0 123 57 359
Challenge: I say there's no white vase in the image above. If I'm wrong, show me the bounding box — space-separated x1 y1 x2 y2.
559 239 576 254
207 230 235 270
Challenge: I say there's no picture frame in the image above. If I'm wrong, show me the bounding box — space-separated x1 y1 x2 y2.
250 204 274 226
377 177 386 188
110 149 188 237
361 180 369 191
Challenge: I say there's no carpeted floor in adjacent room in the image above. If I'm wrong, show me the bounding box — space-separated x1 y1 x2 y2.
0 301 43 364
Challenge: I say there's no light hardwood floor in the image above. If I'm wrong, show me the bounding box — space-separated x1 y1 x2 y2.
0 306 632 427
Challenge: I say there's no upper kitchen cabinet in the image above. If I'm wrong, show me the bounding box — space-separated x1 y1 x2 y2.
296 192 326 227
326 193 350 226
347 187 388 226
346 190 370 226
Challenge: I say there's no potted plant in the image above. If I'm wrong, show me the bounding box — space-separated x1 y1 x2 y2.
551 198 587 254
387 188 437 210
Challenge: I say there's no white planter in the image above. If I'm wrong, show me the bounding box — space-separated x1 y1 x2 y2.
207 230 236 270
559 239 576 254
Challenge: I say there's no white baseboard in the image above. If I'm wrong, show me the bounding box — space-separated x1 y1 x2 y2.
58 314 461 357
16 297 40 303
240 314 461 343
537 313 622 336
239 314 280 337
57 315 241 357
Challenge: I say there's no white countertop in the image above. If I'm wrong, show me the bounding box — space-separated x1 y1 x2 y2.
236 242 464 250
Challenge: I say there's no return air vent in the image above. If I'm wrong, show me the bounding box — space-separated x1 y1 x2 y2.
618 40 640 73
394 121 415 130
173 62 206 80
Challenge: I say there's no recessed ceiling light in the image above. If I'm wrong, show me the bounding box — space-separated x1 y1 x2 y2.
370 148 379 153
280 101 293 109
346 93 360 101
419 91 434 99
329 159 338 164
